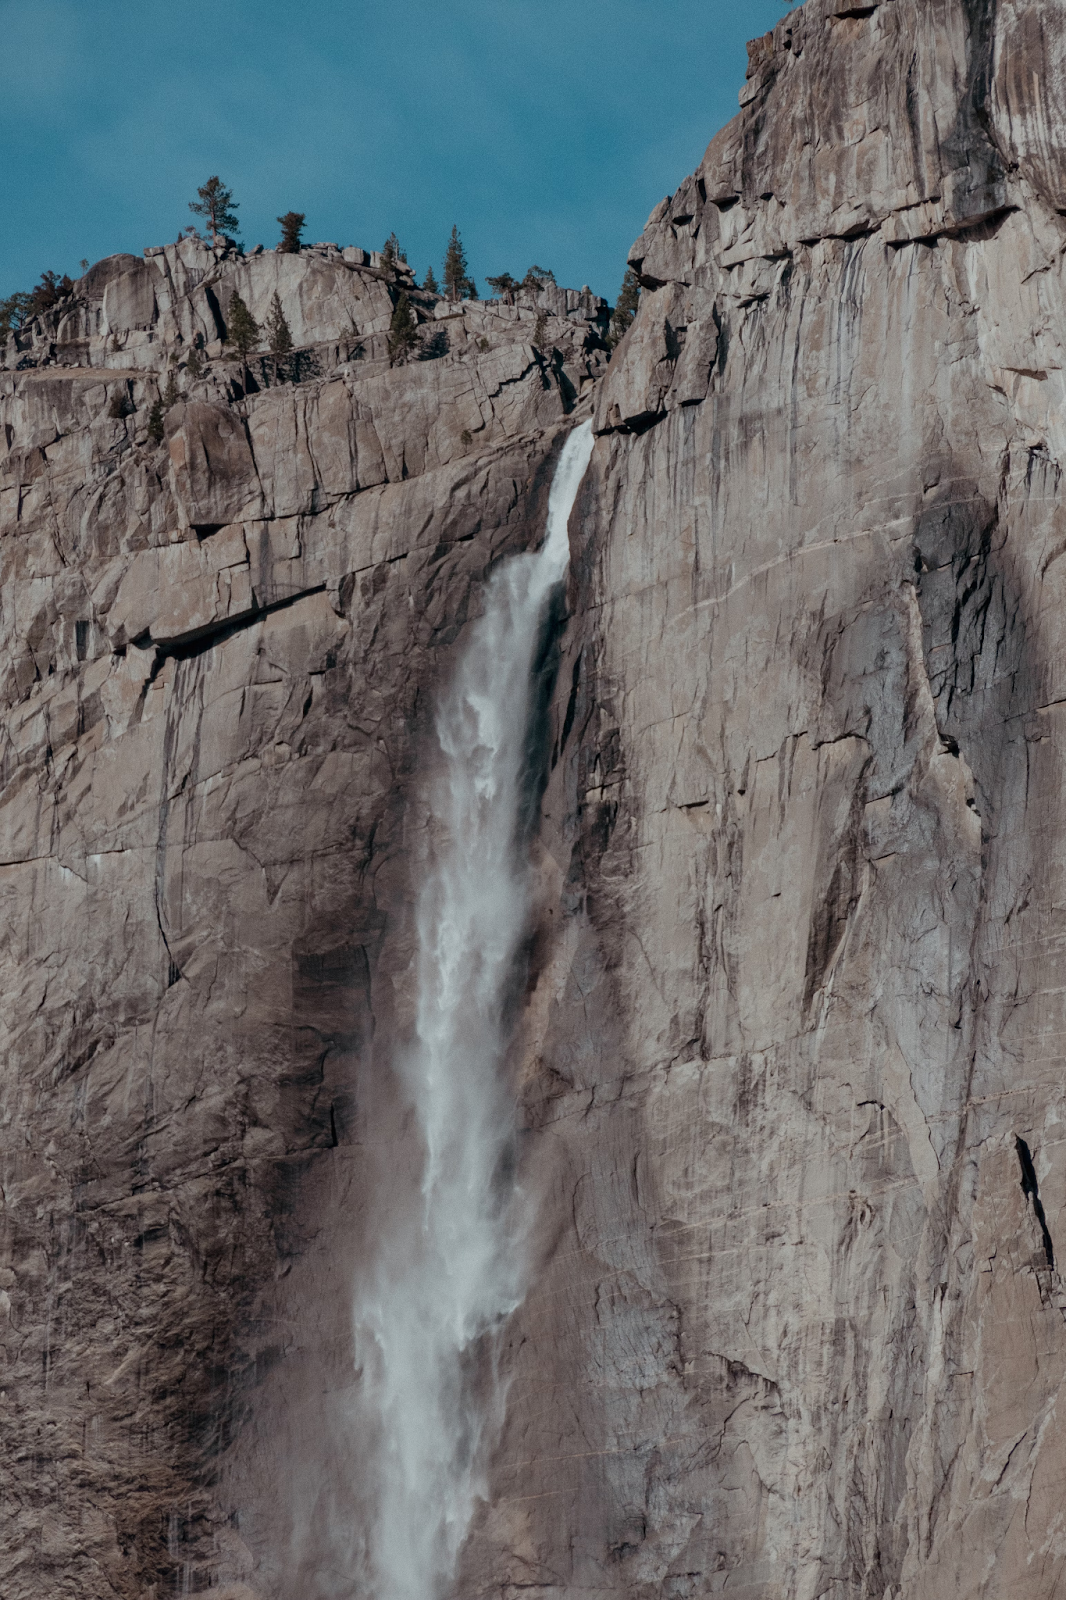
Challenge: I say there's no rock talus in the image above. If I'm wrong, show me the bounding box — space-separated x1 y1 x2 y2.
4 1 1066 1596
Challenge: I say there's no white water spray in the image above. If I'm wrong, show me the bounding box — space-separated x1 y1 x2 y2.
354 421 595 1600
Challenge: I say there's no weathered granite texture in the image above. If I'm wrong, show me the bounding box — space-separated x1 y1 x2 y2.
3 237 609 381
0 246 606 1597
4 1 1066 1597
484 2 1066 1597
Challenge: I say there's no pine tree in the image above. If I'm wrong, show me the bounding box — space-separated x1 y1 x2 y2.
422 265 439 294
186 345 205 379
265 291 294 383
277 211 306 253
147 400 165 443
226 291 260 386
189 176 240 246
382 232 405 270
387 293 420 366
443 226 475 302
486 272 518 304
162 371 180 409
609 267 640 347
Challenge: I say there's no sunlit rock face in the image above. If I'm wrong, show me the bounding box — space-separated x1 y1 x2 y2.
492 3 1066 1597
4 1 1066 1596
0 247 607 1597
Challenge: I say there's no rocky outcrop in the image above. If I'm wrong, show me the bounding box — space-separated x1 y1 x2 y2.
5 237 608 380
5 2 1066 1597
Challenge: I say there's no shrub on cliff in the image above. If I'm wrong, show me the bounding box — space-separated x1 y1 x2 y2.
0 292 31 340
485 272 518 304
387 293 419 366
265 291 294 382
28 271 74 315
419 326 449 360
148 371 180 442
486 267 552 305
609 268 640 347
226 292 260 360
190 176 239 246
522 264 555 291
2 273 75 338
277 211 305 253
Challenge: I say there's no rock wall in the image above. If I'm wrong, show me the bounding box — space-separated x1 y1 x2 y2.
485 2 1066 1597
0 245 607 1597
4 1 1066 1597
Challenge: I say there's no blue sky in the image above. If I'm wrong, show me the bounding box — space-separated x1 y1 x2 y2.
0 0 790 304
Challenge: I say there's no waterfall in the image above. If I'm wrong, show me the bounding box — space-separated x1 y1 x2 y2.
354 420 595 1600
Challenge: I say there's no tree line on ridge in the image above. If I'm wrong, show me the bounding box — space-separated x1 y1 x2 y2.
1 175 640 355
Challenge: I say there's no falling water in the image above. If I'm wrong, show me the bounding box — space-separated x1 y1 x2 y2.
354 420 595 1600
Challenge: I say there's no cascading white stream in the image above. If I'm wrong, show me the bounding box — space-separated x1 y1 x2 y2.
352 421 595 1600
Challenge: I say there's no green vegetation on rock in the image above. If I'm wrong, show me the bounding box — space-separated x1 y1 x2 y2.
277 211 306 253
609 267 640 347
190 176 240 245
387 293 420 366
443 226 476 302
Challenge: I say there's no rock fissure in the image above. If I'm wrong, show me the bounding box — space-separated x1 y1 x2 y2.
1014 1134 1055 1270
139 582 327 662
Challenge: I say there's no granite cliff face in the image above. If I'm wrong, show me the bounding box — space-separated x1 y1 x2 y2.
0 241 608 1597
4 1 1066 1596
